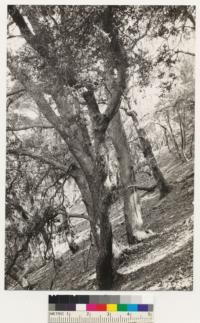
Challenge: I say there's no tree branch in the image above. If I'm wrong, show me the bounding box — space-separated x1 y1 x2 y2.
101 6 128 129
154 122 169 132
184 7 196 29
7 88 25 97
7 125 54 131
82 89 105 138
5 208 59 275
7 148 73 174
68 213 90 221
7 57 70 142
127 184 157 192
8 58 94 179
120 105 137 120
8 5 49 58
175 50 195 57
8 5 76 86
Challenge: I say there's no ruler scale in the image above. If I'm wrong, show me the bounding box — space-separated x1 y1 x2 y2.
48 295 154 323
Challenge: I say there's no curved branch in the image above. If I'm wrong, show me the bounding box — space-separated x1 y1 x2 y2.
175 50 195 57
7 88 25 97
7 148 72 174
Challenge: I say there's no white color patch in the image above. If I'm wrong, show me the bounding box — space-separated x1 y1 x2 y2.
76 304 86 311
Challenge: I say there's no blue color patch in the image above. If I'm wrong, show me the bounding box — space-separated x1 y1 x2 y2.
138 304 149 312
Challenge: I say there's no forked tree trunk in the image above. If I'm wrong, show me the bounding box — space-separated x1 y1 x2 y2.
110 112 151 244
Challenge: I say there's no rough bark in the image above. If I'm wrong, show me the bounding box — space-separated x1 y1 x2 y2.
96 220 113 290
86 137 114 290
94 179 113 290
83 89 115 288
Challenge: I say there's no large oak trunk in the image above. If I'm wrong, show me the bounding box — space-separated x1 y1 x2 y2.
90 140 114 290
96 213 113 290
72 166 114 290
88 178 114 289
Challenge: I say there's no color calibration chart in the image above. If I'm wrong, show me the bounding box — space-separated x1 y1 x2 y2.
48 295 154 323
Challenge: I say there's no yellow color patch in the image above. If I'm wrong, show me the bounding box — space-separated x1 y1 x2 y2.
107 304 117 312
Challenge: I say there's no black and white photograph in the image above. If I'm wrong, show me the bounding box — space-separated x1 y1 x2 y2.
5 5 195 291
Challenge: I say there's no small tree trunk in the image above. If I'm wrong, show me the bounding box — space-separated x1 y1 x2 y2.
155 123 172 153
139 129 170 198
110 112 151 244
176 107 189 162
130 111 171 198
177 106 185 151
165 112 187 162
164 131 171 152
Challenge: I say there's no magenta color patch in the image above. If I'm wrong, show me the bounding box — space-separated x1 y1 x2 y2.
86 304 97 311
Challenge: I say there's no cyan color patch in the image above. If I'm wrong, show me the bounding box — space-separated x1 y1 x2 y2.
127 304 138 312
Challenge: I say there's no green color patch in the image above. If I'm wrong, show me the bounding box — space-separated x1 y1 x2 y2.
117 304 127 311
